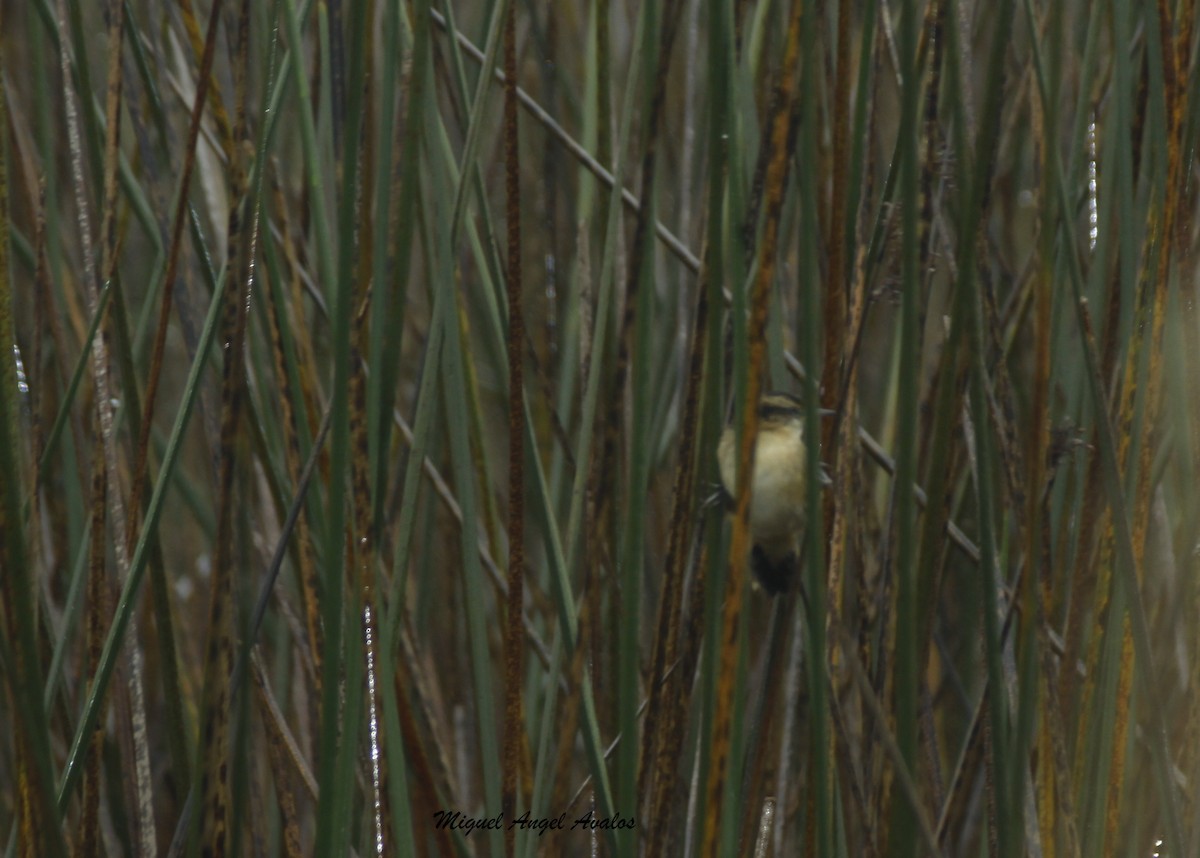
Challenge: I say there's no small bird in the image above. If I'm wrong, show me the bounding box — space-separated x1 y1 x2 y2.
716 392 830 595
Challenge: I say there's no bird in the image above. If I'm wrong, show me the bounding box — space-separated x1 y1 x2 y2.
716 392 831 595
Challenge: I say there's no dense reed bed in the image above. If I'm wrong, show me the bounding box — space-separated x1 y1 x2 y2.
2 0 1199 855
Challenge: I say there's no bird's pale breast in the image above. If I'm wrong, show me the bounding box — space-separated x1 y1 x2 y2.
747 429 806 544
718 426 806 548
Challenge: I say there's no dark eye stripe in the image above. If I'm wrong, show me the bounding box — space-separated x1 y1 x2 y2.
758 402 802 422
761 391 802 410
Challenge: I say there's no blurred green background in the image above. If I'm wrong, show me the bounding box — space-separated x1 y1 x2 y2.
1 0 1198 855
